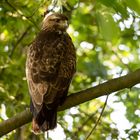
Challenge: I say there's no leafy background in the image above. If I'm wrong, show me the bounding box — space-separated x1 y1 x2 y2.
0 0 140 139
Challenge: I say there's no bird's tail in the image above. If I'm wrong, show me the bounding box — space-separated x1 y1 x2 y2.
31 103 57 133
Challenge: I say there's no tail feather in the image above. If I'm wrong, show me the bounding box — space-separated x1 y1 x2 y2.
31 103 57 133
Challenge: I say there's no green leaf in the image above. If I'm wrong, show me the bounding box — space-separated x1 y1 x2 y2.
96 12 119 41
124 0 140 15
98 0 128 18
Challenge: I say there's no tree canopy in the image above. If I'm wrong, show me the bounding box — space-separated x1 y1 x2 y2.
0 0 140 139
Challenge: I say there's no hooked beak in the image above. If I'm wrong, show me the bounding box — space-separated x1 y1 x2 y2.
62 20 68 28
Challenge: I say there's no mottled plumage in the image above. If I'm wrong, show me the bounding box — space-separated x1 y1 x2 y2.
26 13 76 133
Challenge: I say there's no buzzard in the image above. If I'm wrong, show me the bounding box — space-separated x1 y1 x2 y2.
26 13 76 133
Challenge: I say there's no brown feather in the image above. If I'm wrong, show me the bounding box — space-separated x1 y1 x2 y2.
26 13 76 133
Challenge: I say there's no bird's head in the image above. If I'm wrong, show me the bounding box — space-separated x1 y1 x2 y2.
42 13 68 31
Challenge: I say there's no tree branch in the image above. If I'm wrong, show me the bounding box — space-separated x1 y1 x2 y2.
5 0 40 30
0 69 140 137
9 26 31 58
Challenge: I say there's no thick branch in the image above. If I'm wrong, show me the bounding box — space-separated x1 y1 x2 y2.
0 69 140 137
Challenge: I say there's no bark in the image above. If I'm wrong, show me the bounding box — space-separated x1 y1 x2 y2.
0 69 140 137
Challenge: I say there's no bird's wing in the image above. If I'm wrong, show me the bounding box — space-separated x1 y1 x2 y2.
26 32 76 112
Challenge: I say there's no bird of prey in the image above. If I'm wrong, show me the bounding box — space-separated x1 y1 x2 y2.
26 13 76 133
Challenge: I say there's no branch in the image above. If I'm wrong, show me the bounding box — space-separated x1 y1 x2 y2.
85 95 109 140
9 26 31 58
5 0 39 30
0 69 140 137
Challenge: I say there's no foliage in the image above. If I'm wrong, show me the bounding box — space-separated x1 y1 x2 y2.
0 0 140 139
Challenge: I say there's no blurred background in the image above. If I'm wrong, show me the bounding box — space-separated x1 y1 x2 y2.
0 0 140 139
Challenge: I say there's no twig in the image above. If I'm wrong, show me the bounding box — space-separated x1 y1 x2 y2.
47 131 49 139
71 109 98 139
85 95 109 140
5 0 40 30
112 49 132 71
9 26 31 58
0 26 31 75
26 1 44 19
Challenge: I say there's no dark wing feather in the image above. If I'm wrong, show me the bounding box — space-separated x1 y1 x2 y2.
26 30 76 113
